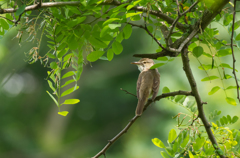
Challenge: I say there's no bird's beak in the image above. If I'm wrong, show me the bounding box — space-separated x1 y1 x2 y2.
131 61 141 65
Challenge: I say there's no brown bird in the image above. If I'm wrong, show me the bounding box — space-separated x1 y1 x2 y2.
131 58 160 116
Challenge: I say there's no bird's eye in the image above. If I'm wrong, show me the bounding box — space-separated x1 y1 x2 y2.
143 62 147 64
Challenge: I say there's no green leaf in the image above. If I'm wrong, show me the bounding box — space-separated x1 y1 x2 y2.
126 12 142 18
57 48 68 58
87 51 105 62
193 137 205 151
108 24 121 29
47 53 56 59
123 24 132 39
62 99 80 104
198 64 217 70
61 85 79 97
61 79 75 88
188 150 194 158
181 135 189 148
46 91 59 106
126 0 141 10
16 4 26 16
76 63 83 80
168 129 177 143
107 49 114 61
208 86 221 95
201 76 219 82
100 25 110 37
103 18 121 26
112 41 123 55
162 87 170 93
47 80 57 95
235 33 240 41
220 63 237 71
50 62 58 69
231 116 239 123
152 138 165 148
58 111 69 116
77 16 86 23
89 36 108 48
62 71 75 79
225 86 237 90
174 95 185 102
216 50 231 57
116 32 124 43
0 19 9 30
150 63 164 69
160 151 170 158
226 97 237 106
192 46 203 58
157 57 168 61
68 35 78 50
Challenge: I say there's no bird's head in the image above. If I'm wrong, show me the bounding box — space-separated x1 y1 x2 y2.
131 58 155 72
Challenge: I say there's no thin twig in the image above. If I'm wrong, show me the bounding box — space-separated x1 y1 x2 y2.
166 0 199 48
120 88 136 97
181 47 226 158
92 90 193 158
230 0 240 102
128 22 168 51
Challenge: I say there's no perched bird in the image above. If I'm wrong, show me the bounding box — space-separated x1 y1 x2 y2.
131 58 160 116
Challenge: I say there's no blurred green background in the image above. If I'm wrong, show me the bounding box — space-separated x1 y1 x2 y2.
1 13 240 158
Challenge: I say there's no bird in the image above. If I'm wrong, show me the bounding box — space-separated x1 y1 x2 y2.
131 58 160 116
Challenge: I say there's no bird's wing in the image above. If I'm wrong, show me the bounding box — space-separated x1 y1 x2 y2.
152 70 160 101
137 73 142 99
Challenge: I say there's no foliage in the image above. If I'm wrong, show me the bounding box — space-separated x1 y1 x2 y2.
0 0 239 157
154 87 240 157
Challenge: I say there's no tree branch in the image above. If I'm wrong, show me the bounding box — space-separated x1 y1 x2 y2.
181 47 226 158
128 22 167 51
133 0 230 59
0 0 186 32
92 90 193 158
230 0 240 102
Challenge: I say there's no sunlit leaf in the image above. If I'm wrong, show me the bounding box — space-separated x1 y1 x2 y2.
126 12 142 18
62 71 75 79
226 97 237 106
162 87 170 93
201 76 219 82
208 86 221 95
103 18 121 26
168 129 177 143
108 24 121 29
61 79 75 88
62 99 80 104
152 138 165 148
61 85 79 97
58 111 69 116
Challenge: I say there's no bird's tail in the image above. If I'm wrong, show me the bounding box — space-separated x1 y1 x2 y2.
135 98 148 116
